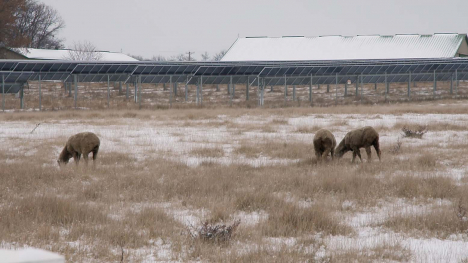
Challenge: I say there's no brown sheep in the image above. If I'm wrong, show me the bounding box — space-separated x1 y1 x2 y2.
58 132 100 166
335 126 381 163
313 129 336 162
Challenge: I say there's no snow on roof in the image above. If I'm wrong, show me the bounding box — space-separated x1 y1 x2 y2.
0 248 65 263
221 34 467 61
11 48 138 62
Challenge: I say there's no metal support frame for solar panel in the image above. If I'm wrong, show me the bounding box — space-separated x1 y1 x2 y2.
2 58 468 109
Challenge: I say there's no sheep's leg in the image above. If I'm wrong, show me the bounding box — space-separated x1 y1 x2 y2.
322 149 331 162
331 148 335 160
373 140 381 161
356 150 363 163
315 151 322 162
352 148 362 163
83 153 89 166
352 151 356 163
72 152 80 166
92 148 98 168
365 147 372 162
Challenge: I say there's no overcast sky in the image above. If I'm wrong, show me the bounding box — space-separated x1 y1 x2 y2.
41 0 468 60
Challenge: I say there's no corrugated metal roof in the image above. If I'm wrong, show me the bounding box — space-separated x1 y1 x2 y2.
221 34 467 61
10 48 138 62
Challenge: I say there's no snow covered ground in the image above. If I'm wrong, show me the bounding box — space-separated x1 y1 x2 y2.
1 108 468 262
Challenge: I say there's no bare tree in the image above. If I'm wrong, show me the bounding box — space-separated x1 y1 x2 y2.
15 0 65 49
171 53 188 61
127 54 144 61
151 55 167 61
213 50 227 61
63 41 102 61
0 0 29 48
201 51 210 61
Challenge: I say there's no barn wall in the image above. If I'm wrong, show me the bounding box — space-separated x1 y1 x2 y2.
456 37 468 57
0 48 28 60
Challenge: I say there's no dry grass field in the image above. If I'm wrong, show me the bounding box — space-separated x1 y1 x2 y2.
1 101 468 262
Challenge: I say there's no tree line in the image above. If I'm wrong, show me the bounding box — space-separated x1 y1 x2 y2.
0 0 228 61
0 0 64 49
129 50 227 62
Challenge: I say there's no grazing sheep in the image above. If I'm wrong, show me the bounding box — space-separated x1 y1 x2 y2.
58 132 100 166
313 129 336 162
335 126 381 163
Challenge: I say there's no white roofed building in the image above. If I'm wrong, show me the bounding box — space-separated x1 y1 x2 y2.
221 33 468 61
0 47 138 61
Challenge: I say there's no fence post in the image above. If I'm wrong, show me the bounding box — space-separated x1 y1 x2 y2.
170 76 173 108
456 69 458 94
200 76 203 106
293 85 296 101
450 73 453 95
309 74 313 105
38 75 42 111
261 78 265 106
126 82 129 100
20 85 24 109
258 77 261 107
107 75 110 108
433 70 436 98
138 76 142 109
232 83 235 99
360 73 363 103
408 71 411 99
246 76 249 101
230 76 233 107
2 75 5 111
335 73 338 106
355 75 358 97
185 76 188 102
344 82 347 97
284 75 287 105
196 78 199 105
385 72 388 102
74 75 78 109
134 80 137 103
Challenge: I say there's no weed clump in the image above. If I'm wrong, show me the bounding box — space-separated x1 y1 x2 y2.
402 125 427 138
192 220 241 244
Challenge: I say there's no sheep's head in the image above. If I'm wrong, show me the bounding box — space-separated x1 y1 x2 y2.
335 139 349 158
58 147 71 166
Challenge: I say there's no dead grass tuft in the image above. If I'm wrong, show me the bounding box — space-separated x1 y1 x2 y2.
390 175 457 199
294 125 321 133
417 152 437 167
381 205 468 239
0 195 106 235
190 147 224 158
262 201 352 237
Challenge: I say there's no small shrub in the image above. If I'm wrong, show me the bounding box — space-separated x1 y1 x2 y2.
402 125 427 138
192 219 241 244
390 138 403 154
417 153 436 167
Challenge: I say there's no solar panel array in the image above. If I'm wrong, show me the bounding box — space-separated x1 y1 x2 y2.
1 58 468 93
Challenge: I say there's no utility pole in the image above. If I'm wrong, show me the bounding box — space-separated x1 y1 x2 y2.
186 51 195 61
